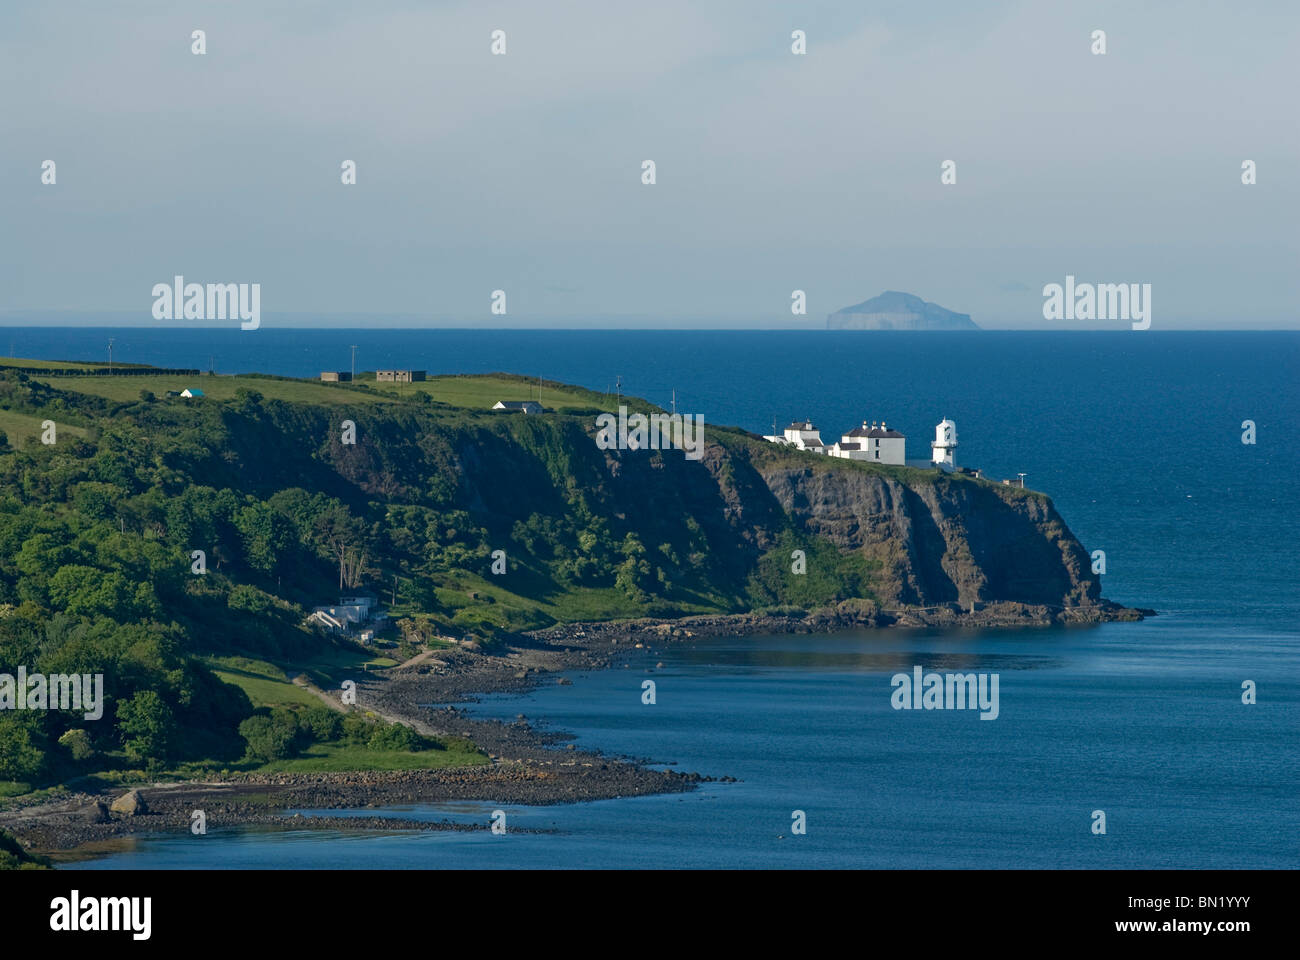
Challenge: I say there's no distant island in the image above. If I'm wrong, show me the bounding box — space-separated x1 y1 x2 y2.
828 291 979 330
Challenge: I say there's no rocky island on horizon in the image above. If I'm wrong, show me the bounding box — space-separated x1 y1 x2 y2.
828 291 980 330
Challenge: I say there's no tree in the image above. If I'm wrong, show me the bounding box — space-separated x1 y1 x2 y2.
300 707 341 743
0 716 45 781
235 502 294 576
238 709 300 762
369 721 420 752
116 690 176 764
312 504 371 590
58 728 94 761
48 565 136 620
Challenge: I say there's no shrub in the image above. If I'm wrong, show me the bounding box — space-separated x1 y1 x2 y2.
368 721 421 752
238 708 300 762
58 728 95 761
300 706 342 743
116 691 176 763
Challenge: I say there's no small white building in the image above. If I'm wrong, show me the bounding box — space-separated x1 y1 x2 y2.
307 610 346 634
309 596 387 635
931 419 957 471
492 400 544 414
829 421 906 465
763 419 827 452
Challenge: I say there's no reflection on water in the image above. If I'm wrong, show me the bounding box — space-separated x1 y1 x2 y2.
670 646 1062 673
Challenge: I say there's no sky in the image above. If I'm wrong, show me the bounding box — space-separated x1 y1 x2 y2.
1 0 1297 329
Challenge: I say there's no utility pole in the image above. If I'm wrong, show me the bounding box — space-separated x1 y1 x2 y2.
392 574 398 606
615 375 621 405
350 345 357 382
108 338 115 372
671 389 676 415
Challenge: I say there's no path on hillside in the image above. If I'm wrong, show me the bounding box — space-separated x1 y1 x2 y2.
290 673 440 738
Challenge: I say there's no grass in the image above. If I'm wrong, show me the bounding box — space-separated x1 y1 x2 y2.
292 647 398 689
433 569 727 635
0 356 142 371
248 739 489 774
0 738 489 803
370 373 613 412
22 362 637 417
31 373 402 406
206 650 399 708
0 408 87 443
206 656 322 708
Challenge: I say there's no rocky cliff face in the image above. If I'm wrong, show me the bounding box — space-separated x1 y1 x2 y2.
753 463 1099 609
240 399 1121 622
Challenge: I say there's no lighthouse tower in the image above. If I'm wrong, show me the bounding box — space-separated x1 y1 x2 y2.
931 419 957 471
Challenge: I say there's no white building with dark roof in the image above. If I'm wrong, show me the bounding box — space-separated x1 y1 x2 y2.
763 419 827 452
829 421 906 465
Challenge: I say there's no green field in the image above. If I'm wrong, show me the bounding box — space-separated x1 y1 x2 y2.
249 739 489 773
27 369 619 413
0 408 87 443
206 653 397 708
206 657 322 708
31 373 400 406
370 373 612 411
1 357 117 371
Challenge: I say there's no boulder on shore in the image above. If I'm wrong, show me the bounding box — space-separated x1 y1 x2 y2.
110 790 148 816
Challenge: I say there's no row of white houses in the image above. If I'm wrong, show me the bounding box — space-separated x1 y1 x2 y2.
764 417 959 470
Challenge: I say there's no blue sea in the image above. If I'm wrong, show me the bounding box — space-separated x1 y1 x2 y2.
24 328 1296 869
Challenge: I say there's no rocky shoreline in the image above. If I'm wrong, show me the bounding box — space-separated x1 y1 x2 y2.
0 601 1147 862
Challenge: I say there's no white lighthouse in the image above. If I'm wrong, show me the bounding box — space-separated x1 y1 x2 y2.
931 418 957 471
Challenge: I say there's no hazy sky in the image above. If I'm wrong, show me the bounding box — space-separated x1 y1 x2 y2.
2 0 1297 329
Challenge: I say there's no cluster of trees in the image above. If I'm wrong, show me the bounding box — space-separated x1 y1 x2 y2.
0 609 251 781
238 706 428 762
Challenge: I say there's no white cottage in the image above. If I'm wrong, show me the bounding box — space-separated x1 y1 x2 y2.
830 421 906 465
773 419 827 452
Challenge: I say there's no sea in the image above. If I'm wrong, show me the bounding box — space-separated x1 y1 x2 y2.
18 328 1295 869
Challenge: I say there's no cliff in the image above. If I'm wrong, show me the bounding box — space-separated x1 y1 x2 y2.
204 394 1126 625
752 459 1098 610
828 291 979 330
3 370 1133 643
